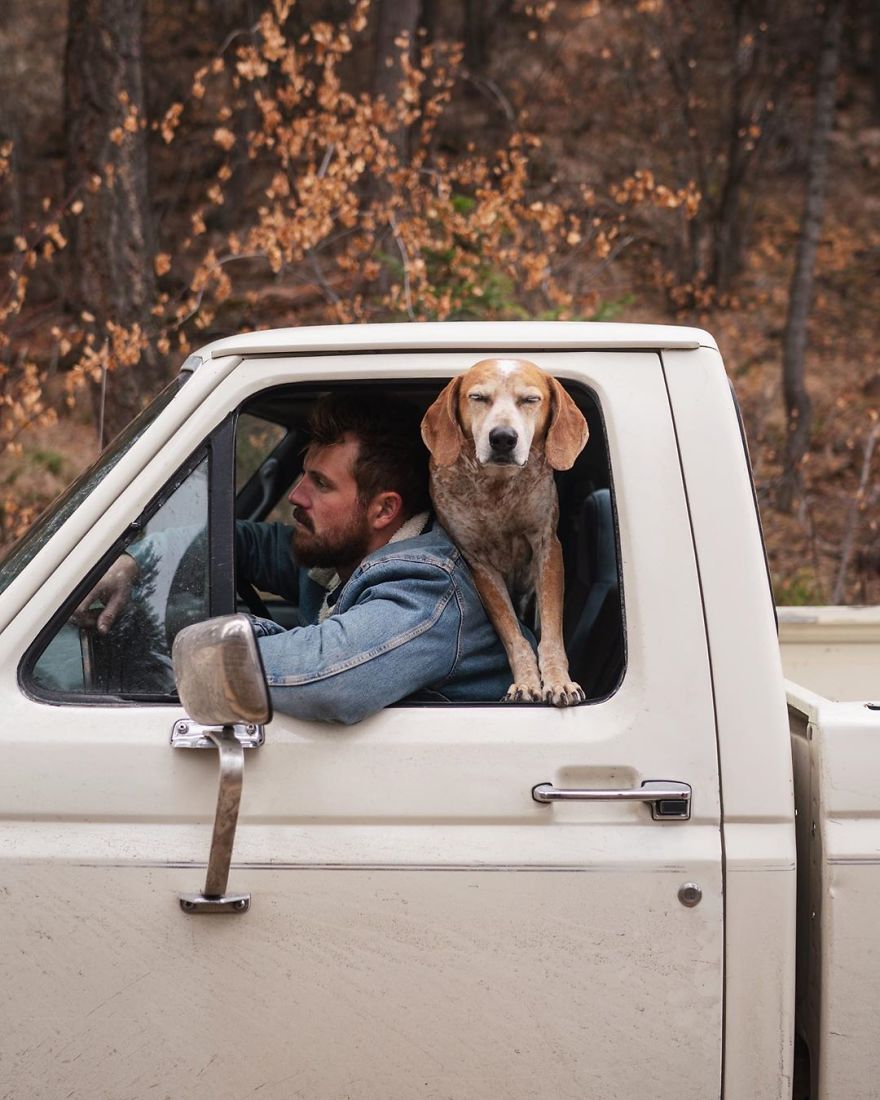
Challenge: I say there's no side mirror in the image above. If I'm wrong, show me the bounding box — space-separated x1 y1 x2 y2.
172 613 272 727
171 614 271 915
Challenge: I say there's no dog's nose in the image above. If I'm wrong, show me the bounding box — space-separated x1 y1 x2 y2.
489 427 518 453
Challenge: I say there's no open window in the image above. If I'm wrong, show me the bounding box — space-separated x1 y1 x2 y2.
21 376 624 707
233 380 625 703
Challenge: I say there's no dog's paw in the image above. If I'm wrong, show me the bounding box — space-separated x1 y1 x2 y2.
542 681 586 707
503 681 543 703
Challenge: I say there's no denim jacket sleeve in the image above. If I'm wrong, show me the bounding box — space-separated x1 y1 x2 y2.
253 552 462 724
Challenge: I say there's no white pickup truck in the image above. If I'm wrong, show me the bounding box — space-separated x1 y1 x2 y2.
1 322 878 1100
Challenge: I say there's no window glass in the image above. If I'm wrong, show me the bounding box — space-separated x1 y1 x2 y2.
235 414 286 492
0 375 188 595
29 455 209 699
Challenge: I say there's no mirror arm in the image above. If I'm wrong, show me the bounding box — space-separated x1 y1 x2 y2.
179 726 250 914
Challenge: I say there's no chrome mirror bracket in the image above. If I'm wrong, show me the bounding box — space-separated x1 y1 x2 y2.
171 718 264 749
177 724 251 915
179 893 250 914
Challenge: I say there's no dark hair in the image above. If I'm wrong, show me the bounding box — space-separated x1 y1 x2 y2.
307 392 431 518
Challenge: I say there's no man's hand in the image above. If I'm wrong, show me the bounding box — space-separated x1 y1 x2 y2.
72 554 139 634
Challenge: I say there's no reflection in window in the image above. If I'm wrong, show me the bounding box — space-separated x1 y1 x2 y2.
30 457 209 698
235 413 286 492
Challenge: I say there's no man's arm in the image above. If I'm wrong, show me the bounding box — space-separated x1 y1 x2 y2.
256 558 461 724
234 521 299 602
72 553 140 634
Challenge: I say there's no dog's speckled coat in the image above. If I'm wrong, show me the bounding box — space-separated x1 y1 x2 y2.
421 358 589 706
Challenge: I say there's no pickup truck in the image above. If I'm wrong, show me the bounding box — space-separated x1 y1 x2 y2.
1 321 877 1100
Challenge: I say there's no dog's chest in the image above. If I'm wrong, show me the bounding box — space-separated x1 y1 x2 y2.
430 460 556 584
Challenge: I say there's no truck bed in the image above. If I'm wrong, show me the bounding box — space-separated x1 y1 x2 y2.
780 606 880 701
788 683 880 1100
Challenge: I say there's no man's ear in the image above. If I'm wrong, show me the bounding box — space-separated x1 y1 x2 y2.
421 376 463 466
369 490 404 530
545 377 589 470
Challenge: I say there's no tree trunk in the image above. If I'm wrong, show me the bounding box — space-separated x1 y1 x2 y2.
373 0 422 160
710 0 747 294
872 1 880 121
64 0 163 444
777 0 843 513
463 0 495 74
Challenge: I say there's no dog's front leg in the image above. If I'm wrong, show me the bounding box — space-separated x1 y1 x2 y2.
469 561 543 703
536 536 585 707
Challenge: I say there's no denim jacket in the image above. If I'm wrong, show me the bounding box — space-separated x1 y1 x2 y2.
237 519 513 724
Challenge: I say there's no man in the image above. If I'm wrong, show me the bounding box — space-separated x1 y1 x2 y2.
79 393 513 723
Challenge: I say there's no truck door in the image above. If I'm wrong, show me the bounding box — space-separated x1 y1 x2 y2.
0 349 723 1099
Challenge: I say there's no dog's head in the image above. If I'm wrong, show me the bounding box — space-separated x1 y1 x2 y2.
421 358 589 470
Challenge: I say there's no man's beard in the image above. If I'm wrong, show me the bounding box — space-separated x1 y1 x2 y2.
291 506 372 572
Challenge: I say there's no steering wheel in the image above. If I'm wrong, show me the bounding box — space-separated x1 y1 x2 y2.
236 578 274 621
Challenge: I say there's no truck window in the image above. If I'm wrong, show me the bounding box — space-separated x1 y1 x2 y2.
235 414 287 495
20 378 625 707
235 382 625 704
25 454 210 699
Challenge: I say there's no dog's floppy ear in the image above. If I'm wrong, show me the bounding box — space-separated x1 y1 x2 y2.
545 377 589 470
421 376 464 466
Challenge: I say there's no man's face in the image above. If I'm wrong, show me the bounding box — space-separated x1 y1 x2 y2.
287 434 372 571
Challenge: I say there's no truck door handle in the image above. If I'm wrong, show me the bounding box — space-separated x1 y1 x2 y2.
532 780 692 820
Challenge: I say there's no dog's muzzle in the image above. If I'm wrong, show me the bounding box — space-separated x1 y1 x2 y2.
488 426 519 464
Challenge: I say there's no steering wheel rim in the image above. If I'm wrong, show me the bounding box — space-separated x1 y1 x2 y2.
237 578 274 621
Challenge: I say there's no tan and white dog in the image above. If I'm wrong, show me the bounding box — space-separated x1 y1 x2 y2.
421 358 589 706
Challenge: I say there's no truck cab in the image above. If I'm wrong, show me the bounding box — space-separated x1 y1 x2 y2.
0 323 799 1099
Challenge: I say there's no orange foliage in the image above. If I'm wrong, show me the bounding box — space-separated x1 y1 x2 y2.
0 0 691 548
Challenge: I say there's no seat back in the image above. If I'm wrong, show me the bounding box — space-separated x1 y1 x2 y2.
562 488 624 698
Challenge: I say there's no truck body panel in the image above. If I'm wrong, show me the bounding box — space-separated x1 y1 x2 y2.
2 338 725 1098
663 347 797 1100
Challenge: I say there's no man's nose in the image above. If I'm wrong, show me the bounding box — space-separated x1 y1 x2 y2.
288 475 307 507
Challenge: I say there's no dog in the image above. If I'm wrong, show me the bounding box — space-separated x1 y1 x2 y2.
421 358 589 706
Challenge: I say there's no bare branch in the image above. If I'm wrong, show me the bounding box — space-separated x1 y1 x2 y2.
832 423 880 604
389 210 415 321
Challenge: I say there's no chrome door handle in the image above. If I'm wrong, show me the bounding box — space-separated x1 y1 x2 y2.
532 780 691 820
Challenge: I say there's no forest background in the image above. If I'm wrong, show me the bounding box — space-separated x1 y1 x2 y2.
0 0 878 604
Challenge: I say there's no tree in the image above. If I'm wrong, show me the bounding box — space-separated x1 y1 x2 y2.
462 0 506 75
777 0 844 513
64 0 164 443
553 0 818 300
373 0 422 159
